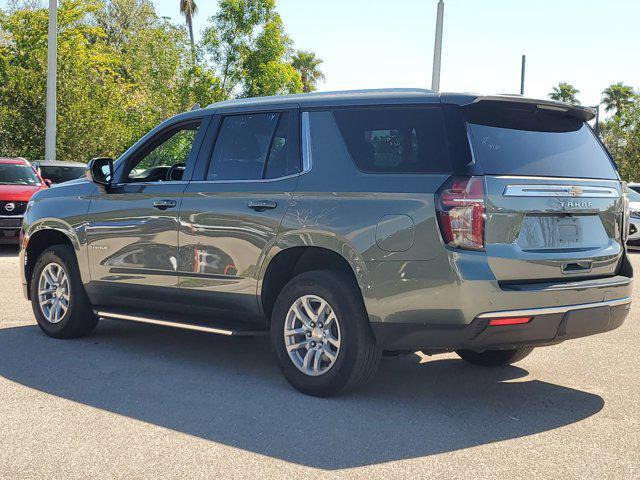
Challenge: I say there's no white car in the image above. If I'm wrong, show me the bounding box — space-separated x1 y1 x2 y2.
628 188 640 250
628 182 640 194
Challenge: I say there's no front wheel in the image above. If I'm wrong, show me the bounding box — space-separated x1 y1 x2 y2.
456 347 534 367
271 270 381 397
30 245 98 339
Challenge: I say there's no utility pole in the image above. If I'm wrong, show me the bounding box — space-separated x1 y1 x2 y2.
520 54 526 95
45 0 57 162
431 0 445 92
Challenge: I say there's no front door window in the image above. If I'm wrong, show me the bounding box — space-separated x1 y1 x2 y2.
125 125 201 183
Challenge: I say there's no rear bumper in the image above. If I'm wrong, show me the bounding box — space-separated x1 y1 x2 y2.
371 297 631 351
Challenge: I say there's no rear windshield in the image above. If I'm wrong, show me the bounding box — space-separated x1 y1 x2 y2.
332 107 450 174
465 107 618 180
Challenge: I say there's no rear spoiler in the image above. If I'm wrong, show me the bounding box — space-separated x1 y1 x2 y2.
440 93 596 122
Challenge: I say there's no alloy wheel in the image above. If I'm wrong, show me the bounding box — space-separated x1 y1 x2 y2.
284 294 341 376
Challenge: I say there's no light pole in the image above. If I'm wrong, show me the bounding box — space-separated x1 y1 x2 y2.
431 0 444 92
45 0 57 162
520 55 526 95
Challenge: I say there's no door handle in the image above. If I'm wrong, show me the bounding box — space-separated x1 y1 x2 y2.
153 199 177 210
247 200 277 212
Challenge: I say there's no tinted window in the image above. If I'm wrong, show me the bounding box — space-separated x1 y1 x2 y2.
331 107 450 173
40 166 85 184
127 124 201 182
208 112 295 181
465 108 617 180
264 113 298 179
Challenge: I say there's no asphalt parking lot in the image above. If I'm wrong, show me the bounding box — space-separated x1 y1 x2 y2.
0 245 638 479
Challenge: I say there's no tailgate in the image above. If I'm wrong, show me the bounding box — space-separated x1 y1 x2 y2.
462 98 625 283
484 176 624 282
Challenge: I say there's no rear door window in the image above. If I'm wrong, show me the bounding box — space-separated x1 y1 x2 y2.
207 112 298 181
465 107 618 180
331 107 450 174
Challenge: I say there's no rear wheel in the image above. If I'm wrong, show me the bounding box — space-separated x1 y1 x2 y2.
271 270 380 397
30 245 98 339
456 347 534 367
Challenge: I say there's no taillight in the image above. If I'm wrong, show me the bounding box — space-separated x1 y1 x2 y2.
436 176 486 251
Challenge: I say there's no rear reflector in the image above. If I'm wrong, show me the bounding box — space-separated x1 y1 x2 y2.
488 316 532 326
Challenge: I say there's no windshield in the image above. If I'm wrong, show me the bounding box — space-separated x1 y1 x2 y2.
465 107 618 180
0 163 42 185
40 165 86 184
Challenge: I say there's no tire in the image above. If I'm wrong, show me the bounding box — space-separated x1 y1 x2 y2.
271 270 381 397
456 347 534 367
30 244 98 339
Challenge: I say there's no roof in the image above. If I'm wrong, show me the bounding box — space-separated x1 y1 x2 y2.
37 160 86 167
0 157 29 165
206 88 439 111
201 88 595 121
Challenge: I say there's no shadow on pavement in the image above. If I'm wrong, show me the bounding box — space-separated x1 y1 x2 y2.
0 245 19 257
0 321 604 469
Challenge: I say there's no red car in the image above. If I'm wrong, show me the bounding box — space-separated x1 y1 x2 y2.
0 157 50 244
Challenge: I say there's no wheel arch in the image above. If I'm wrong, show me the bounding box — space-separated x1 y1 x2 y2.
258 235 371 322
23 221 84 300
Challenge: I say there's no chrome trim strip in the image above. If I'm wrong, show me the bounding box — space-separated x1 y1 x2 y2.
97 311 235 335
301 111 313 173
477 297 632 319
504 184 619 198
188 172 301 185
494 175 620 183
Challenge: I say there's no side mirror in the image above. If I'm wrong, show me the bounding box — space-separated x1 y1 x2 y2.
44 179 52 187
86 157 114 186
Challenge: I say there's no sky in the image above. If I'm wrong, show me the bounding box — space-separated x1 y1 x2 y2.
4 0 640 110
153 0 640 110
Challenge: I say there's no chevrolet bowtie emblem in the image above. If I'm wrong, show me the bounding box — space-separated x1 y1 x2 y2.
569 186 584 197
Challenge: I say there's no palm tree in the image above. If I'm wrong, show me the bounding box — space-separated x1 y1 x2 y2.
291 50 325 93
180 0 198 63
549 82 580 105
602 82 635 117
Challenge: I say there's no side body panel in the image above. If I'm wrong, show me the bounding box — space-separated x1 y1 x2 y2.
84 114 211 308
178 177 299 316
176 108 301 319
261 110 455 325
20 180 97 290
85 182 188 305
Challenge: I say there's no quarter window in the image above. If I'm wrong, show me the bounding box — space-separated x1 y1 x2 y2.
331 107 450 174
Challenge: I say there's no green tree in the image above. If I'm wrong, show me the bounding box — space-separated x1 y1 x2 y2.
601 97 640 182
179 0 198 63
291 50 324 93
0 0 314 163
202 0 303 97
602 82 635 117
549 82 581 105
241 11 302 97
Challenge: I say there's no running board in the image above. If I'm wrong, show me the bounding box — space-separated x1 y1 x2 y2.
96 310 268 336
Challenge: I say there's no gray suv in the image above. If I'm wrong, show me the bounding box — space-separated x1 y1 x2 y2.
20 89 633 396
